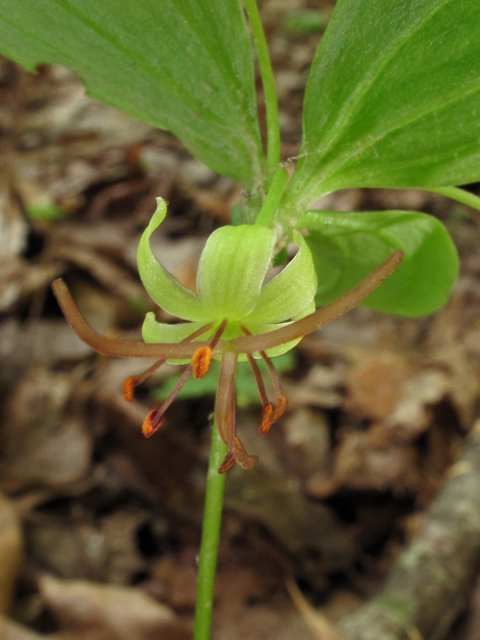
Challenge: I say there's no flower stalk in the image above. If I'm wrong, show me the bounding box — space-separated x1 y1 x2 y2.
193 418 228 640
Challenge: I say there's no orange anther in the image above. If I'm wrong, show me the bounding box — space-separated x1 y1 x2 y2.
142 410 163 438
259 404 273 435
271 395 287 422
123 377 135 402
192 346 212 379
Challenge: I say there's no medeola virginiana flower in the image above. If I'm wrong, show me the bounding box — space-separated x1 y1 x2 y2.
53 198 402 472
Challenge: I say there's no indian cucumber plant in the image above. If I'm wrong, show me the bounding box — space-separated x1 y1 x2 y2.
1 0 479 638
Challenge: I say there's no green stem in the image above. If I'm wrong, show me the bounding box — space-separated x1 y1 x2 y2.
244 0 281 177
426 186 480 214
255 166 289 227
193 420 228 640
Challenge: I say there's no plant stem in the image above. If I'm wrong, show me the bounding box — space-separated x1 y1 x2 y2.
193 420 228 640
244 0 281 178
255 166 289 227
426 186 480 214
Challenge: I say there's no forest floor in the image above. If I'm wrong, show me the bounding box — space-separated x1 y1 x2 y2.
1 1 480 638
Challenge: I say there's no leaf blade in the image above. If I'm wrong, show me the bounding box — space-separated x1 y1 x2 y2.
0 0 264 188
299 210 459 317
285 0 480 212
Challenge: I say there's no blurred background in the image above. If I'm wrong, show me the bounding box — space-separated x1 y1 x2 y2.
1 1 480 638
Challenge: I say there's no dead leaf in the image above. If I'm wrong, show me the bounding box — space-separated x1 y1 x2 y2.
100 509 149 584
430 345 479 429
285 364 345 410
39 575 192 640
52 244 145 304
346 353 416 421
287 579 346 640
150 553 198 611
3 366 92 487
225 431 356 585
0 319 92 367
0 615 42 640
333 431 421 493
384 369 451 441
283 408 331 477
0 258 62 312
27 521 105 581
0 191 27 259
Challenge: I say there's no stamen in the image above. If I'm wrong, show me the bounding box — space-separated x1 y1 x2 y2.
259 404 274 435
218 389 239 474
192 319 228 379
184 322 216 342
142 411 163 438
123 359 166 402
123 377 135 403
271 394 287 421
215 353 238 468
245 353 269 408
141 364 193 438
216 352 258 472
192 348 211 379
123 322 213 401
259 350 284 405
241 326 286 428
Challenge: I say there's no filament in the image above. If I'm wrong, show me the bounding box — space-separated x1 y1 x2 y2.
215 353 238 454
241 326 287 431
123 322 213 401
245 353 269 408
142 364 193 437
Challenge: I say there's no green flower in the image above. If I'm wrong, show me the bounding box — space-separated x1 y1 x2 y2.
52 198 402 472
139 198 317 357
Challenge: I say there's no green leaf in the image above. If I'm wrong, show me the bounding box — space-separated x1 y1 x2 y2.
284 0 480 213
0 0 263 189
299 210 459 317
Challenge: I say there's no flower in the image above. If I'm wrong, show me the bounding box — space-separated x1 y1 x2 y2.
52 198 403 472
